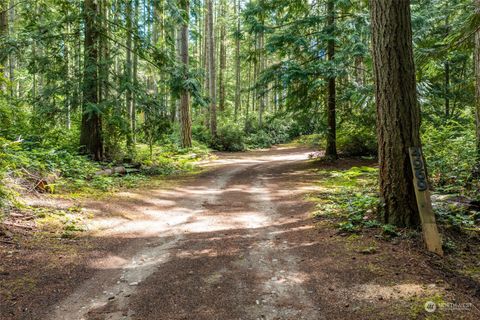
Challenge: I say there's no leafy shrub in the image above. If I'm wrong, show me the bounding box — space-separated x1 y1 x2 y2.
295 134 324 148
192 124 212 145
245 130 272 149
337 128 377 156
212 124 246 151
422 121 476 192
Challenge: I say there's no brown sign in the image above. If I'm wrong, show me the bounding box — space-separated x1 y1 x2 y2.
409 147 443 256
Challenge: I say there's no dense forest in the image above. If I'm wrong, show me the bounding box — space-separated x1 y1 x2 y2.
1 0 480 318
1 0 479 217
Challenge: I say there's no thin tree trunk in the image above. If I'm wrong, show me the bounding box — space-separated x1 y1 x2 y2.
132 0 139 143
0 2 8 93
258 29 265 127
371 0 421 227
8 0 14 97
234 0 241 120
208 0 217 137
218 0 226 112
325 0 337 158
475 0 480 160
65 10 71 130
126 0 134 152
180 0 192 148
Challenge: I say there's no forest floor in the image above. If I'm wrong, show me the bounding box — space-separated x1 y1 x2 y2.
1 145 480 320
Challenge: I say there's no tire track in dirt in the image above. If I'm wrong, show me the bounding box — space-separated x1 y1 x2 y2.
48 165 247 320
48 147 319 320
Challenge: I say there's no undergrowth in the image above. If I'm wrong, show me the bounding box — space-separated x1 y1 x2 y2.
309 165 479 237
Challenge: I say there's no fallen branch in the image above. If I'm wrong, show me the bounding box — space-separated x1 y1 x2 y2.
2 222 34 230
95 166 127 176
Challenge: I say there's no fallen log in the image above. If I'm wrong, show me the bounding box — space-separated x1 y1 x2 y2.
95 166 127 176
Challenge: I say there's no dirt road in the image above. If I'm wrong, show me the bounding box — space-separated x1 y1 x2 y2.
49 147 324 320
2 146 479 319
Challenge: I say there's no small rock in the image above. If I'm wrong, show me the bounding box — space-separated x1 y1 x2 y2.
256 300 260 305
271 277 278 281
129 282 139 286
108 296 115 300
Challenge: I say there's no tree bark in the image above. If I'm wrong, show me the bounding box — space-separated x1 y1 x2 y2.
8 0 14 97
218 0 226 112
0 1 8 93
207 0 217 137
80 0 104 161
475 0 480 160
258 28 265 127
371 0 421 227
325 0 337 159
132 0 139 143
125 0 134 152
234 0 241 120
180 0 192 148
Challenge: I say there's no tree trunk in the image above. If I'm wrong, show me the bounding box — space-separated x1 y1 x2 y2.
234 0 241 120
207 0 217 137
132 0 139 143
218 0 226 112
0 2 8 93
125 0 134 152
180 0 192 148
258 29 265 127
325 0 337 158
371 0 421 227
475 0 480 161
80 0 103 161
8 0 14 97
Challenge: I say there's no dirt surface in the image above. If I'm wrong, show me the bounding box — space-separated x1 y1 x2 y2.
1 146 480 319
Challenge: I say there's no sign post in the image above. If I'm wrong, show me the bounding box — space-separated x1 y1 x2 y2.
409 147 443 256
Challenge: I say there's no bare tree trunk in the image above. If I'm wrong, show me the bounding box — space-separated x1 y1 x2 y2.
371 0 421 227
80 0 103 161
8 0 14 97
325 0 337 159
218 0 226 112
234 0 241 120
125 0 134 152
0 2 8 93
475 0 480 161
258 29 265 127
207 0 217 137
65 8 71 129
132 0 139 143
180 0 192 148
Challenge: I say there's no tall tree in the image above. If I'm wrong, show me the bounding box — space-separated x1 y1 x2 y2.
0 1 8 93
234 0 241 120
475 0 480 161
218 0 226 112
325 0 337 159
207 0 217 136
179 0 192 148
125 0 134 152
8 0 14 97
371 0 421 227
80 0 103 160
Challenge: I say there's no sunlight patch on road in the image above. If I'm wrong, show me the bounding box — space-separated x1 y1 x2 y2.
350 283 441 301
